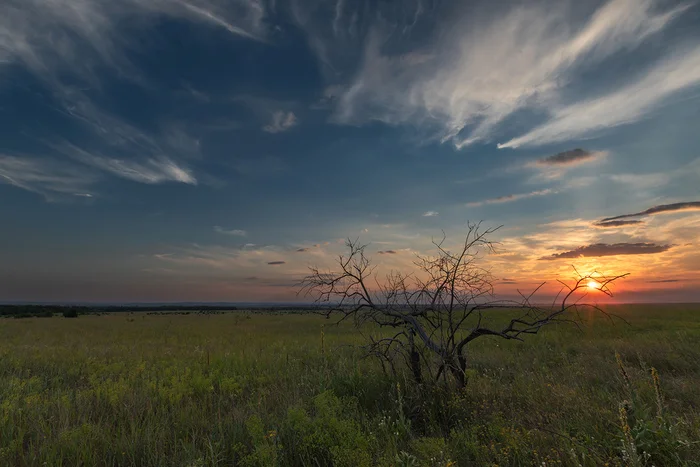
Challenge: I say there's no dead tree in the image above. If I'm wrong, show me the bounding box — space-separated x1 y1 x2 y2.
301 222 628 389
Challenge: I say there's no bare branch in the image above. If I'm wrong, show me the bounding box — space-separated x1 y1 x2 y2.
300 223 628 390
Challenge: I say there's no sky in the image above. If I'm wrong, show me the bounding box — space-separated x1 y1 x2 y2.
1 0 699 304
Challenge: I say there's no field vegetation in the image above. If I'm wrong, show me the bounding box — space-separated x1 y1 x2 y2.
1 305 699 466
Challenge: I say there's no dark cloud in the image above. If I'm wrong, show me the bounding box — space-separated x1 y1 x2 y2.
647 279 683 283
601 201 700 222
540 243 672 260
536 148 600 166
378 250 397 254
267 261 286 265
594 219 645 228
296 244 325 252
244 276 259 281
499 281 517 285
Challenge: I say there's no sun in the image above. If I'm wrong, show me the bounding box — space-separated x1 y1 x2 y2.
587 280 601 290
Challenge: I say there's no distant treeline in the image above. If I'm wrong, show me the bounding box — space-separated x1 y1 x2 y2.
0 304 241 318
0 304 331 318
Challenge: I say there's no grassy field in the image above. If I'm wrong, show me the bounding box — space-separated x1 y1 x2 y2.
1 305 699 466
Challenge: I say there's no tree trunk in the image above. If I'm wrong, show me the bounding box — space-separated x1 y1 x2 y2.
448 354 468 389
408 329 422 384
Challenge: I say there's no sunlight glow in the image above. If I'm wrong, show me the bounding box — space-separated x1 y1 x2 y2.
587 280 601 290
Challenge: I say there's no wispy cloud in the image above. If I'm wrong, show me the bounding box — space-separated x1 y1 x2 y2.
540 242 672 260
263 111 298 133
422 211 438 217
0 0 268 196
146 239 365 297
75 152 197 185
0 155 96 199
467 189 553 207
0 0 268 86
378 250 398 255
180 82 211 102
214 226 247 236
609 173 671 189
171 0 267 42
49 94 200 186
601 201 700 222
500 44 700 148
319 0 689 148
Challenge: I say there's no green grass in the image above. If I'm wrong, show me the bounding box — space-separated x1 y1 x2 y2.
1 305 699 466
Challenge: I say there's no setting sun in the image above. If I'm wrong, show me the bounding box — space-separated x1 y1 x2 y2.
587 280 601 290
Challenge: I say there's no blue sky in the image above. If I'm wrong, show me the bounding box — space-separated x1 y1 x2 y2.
1 0 699 303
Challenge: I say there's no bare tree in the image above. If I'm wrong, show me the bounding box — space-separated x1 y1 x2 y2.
301 222 627 389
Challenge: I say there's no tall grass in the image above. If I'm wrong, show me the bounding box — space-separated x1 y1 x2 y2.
1 305 699 466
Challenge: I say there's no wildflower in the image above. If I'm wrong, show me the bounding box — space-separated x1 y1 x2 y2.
619 403 642 467
619 405 632 437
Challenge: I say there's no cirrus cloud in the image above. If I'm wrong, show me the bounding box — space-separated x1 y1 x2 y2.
318 0 691 148
467 189 554 207
0 0 269 86
499 44 700 148
0 155 97 200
